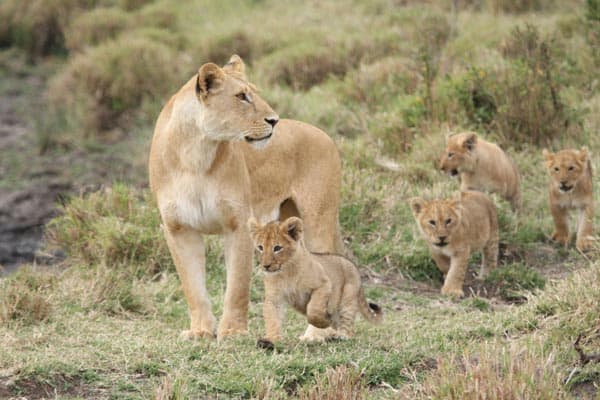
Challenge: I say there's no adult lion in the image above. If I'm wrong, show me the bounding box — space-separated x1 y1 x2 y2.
148 55 343 339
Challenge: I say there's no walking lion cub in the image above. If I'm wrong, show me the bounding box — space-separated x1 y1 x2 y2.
439 131 522 211
542 147 594 251
248 217 382 345
410 190 499 297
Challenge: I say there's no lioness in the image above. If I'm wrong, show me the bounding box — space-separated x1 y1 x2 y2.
248 217 383 344
439 131 522 211
410 190 499 297
149 55 344 339
542 147 594 251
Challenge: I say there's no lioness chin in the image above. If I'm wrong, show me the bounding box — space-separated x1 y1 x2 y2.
149 55 344 340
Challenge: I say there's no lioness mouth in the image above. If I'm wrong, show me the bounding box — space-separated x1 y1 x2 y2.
245 132 273 143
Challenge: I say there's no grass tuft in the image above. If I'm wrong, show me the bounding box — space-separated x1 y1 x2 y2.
0 266 55 325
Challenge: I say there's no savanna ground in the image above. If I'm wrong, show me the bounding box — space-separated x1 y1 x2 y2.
1 0 600 398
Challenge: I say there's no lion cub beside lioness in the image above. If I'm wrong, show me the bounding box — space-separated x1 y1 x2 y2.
248 217 382 344
542 147 594 252
439 132 521 211
410 191 499 297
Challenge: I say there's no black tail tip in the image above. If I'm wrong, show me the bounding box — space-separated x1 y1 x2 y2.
368 302 381 314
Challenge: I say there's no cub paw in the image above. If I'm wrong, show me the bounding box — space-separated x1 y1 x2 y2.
441 285 464 298
551 231 569 246
576 237 595 252
307 314 331 329
179 329 216 341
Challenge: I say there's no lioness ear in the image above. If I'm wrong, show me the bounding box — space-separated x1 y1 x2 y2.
409 197 424 217
579 147 589 163
247 217 259 235
282 217 303 242
196 62 225 99
463 133 477 151
223 54 246 78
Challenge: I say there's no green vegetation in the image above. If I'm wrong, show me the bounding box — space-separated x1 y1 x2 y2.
1 0 600 398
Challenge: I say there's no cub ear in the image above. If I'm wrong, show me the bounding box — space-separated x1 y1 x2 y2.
579 146 589 163
281 217 303 242
196 62 225 99
542 149 554 166
463 132 477 151
247 217 259 236
222 54 246 78
409 197 424 217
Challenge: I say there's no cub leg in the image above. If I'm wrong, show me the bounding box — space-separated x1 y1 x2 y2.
431 252 451 274
335 286 360 339
164 227 216 339
480 232 499 278
442 251 469 298
262 286 286 343
576 203 594 252
219 230 253 338
550 203 570 246
306 282 333 329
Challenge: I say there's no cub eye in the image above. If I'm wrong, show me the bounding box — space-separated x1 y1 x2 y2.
568 166 575 171
273 245 283 253
428 220 436 227
256 245 264 252
236 92 250 102
553 167 559 172
447 152 454 158
445 218 452 225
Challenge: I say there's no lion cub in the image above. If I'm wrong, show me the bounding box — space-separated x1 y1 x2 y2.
542 147 594 251
248 217 382 344
410 190 499 297
439 132 522 211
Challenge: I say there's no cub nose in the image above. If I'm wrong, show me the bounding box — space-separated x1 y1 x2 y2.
438 236 447 242
265 116 279 127
263 264 271 271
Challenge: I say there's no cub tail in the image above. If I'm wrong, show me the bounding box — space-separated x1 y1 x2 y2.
358 287 383 324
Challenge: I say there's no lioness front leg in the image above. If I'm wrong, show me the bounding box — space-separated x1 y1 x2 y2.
219 231 253 338
442 252 469 298
306 284 333 329
164 227 216 339
550 203 570 246
576 204 594 252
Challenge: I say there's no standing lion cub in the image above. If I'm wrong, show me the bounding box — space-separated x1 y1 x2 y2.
410 191 499 297
542 147 594 252
248 217 383 345
439 132 522 211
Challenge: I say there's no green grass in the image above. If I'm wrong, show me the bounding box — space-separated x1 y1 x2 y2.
1 0 600 398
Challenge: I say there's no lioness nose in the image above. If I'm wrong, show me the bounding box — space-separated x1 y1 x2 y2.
265 116 279 127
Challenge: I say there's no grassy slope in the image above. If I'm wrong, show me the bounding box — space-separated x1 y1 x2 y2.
2 0 600 398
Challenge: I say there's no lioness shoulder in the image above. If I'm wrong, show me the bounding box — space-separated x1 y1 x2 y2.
248 217 382 345
410 190 499 297
439 131 521 211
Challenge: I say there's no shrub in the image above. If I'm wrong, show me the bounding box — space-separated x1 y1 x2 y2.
0 266 55 325
47 35 192 134
585 0 600 66
490 0 556 13
45 184 172 277
64 7 131 52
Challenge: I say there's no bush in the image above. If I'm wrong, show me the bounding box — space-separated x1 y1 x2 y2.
64 7 131 52
45 184 172 277
0 266 55 325
47 35 192 134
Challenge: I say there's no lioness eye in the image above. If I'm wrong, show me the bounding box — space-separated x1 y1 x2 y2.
428 220 436 226
445 218 452 225
273 245 283 253
236 92 249 102
448 152 454 158
257 245 263 252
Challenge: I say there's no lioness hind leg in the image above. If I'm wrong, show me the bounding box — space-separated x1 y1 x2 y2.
164 227 216 339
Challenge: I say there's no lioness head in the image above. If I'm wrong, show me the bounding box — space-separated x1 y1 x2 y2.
410 196 462 248
195 54 279 147
248 217 304 273
542 147 589 193
439 132 478 176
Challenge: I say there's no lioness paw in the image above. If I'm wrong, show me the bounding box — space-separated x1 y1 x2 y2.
576 237 595 252
179 329 216 341
551 232 569 246
441 286 464 298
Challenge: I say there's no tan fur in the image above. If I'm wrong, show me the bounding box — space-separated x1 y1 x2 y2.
410 191 499 298
439 132 522 211
248 217 382 343
542 147 594 252
148 55 343 340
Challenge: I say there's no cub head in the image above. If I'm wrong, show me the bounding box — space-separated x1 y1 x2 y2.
439 132 478 176
542 147 589 193
410 196 462 248
195 54 279 147
247 217 304 274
